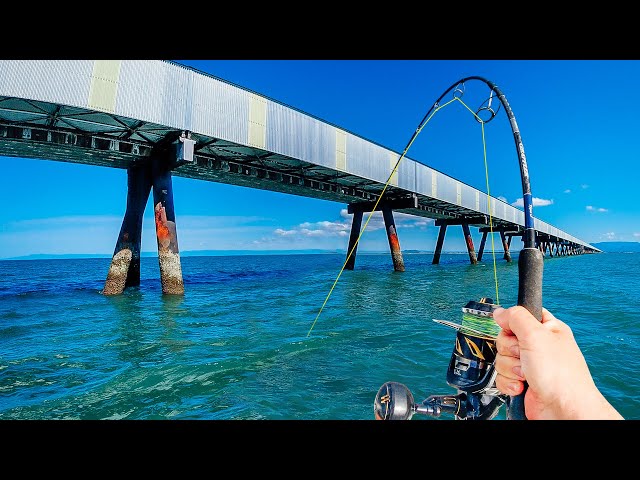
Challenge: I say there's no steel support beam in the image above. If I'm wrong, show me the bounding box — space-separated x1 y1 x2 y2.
433 225 447 265
382 205 405 272
500 230 512 262
347 195 418 214
435 216 488 227
477 231 488 262
461 223 478 264
103 163 153 295
152 155 185 295
344 210 363 270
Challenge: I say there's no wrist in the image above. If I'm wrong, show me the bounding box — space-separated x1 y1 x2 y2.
563 386 623 420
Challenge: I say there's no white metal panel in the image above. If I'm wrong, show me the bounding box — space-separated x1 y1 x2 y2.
346 135 388 183
397 156 416 192
460 183 477 210
414 163 433 197
116 60 193 130
190 67 249 145
0 60 93 110
436 171 458 205
478 191 489 215
267 101 336 167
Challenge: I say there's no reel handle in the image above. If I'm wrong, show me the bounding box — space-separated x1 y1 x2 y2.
509 247 544 420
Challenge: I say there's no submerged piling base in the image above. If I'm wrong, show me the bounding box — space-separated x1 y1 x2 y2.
152 156 184 295
104 148 186 296
103 164 152 295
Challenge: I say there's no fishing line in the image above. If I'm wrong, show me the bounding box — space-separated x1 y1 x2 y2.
307 95 500 337
455 98 500 305
481 122 500 306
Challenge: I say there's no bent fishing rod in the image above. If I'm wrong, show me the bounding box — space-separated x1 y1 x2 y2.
373 76 544 421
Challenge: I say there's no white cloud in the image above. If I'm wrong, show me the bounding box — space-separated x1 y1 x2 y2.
602 232 616 240
564 189 571 193
497 196 508 203
511 197 554 207
581 184 589 189
586 206 608 213
274 228 296 236
275 216 350 238
633 233 640 238
270 208 434 240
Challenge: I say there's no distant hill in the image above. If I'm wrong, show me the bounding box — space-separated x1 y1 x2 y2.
1 249 479 260
591 241 640 253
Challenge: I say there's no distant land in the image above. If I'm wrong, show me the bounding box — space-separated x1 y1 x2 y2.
4 242 636 260
2 249 470 261
591 241 640 253
3 250 336 260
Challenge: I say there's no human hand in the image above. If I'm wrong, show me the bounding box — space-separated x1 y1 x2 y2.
493 306 623 420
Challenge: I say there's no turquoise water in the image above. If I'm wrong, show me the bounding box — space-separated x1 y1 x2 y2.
0 252 637 420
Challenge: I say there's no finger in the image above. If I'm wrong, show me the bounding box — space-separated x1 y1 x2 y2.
495 373 524 396
493 307 513 334
496 331 520 357
541 307 557 323
494 353 525 381
503 305 542 342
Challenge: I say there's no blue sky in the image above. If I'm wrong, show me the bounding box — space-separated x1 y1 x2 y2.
1 60 639 258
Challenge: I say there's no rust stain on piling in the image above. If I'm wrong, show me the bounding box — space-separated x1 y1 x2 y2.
464 234 478 264
389 233 401 252
388 226 405 272
465 235 474 252
154 202 184 295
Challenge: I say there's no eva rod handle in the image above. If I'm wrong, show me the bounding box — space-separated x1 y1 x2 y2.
508 247 544 420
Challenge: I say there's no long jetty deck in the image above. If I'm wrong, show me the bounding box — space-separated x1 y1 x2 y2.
0 60 598 294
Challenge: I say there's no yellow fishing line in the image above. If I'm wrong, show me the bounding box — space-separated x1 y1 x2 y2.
454 97 499 303
307 95 500 337
480 122 500 305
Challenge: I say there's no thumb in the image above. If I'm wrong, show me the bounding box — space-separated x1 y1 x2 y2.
494 305 542 341
501 305 543 344
492 307 511 334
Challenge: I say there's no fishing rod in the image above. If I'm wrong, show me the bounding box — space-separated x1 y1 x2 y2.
373 77 544 421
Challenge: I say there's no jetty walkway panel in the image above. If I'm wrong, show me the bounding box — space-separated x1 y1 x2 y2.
0 60 599 252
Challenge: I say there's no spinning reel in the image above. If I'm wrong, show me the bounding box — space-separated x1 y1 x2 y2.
374 297 508 420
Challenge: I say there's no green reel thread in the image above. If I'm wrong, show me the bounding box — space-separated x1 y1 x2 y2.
459 297 500 339
460 312 501 339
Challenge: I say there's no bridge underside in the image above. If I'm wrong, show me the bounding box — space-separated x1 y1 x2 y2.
0 95 514 224
0 95 599 295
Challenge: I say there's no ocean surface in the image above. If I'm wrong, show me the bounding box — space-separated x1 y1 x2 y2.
1 251 637 420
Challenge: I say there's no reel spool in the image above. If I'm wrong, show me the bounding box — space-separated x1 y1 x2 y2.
374 297 506 420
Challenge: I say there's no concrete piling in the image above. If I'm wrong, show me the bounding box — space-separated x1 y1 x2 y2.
382 205 405 272
461 223 478 264
477 231 488 262
433 225 447 265
103 164 152 295
152 155 185 295
500 230 512 262
345 210 363 270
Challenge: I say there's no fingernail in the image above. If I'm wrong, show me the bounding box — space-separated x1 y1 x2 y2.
512 366 524 378
509 345 520 357
493 307 504 316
